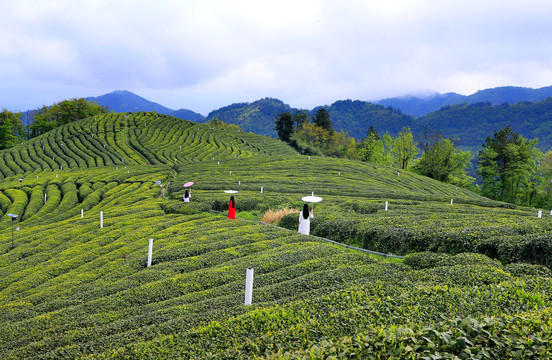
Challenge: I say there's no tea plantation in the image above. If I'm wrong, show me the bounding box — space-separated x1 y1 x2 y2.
1 112 552 358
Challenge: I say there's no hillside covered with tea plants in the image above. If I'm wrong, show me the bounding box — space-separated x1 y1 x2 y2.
1 112 552 358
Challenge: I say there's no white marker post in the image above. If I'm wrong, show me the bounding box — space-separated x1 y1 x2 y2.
147 238 153 267
239 180 241 185
538 210 542 218
451 199 453 205
81 209 84 218
244 268 254 305
218 161 220 165
100 211 104 228
230 171 232 175
44 193 47 204
261 187 263 193
385 201 388 211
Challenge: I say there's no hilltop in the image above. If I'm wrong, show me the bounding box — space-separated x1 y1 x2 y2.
86 90 205 121
1 112 552 358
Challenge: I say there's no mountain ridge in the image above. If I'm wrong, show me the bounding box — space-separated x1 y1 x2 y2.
376 85 552 116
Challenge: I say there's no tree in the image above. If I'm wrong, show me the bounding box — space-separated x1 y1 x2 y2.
274 112 295 142
313 108 333 133
535 151 552 207
416 137 472 182
0 109 24 149
477 126 540 204
391 126 418 169
292 110 310 130
29 98 108 137
358 131 384 163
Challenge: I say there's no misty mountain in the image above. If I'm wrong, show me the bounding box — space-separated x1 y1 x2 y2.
376 86 552 117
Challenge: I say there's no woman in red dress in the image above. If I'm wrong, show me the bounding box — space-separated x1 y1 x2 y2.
228 195 236 219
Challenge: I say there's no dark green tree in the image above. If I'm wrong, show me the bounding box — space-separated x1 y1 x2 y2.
274 112 295 142
0 109 25 149
292 110 310 130
366 125 380 140
313 108 333 133
478 126 540 204
29 98 108 137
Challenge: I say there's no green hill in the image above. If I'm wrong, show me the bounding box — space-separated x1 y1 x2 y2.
1 112 552 358
417 97 552 150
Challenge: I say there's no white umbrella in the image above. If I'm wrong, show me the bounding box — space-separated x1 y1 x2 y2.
302 196 322 203
302 195 322 210
224 190 238 194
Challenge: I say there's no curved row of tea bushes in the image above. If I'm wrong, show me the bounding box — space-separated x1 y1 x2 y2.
89 254 552 359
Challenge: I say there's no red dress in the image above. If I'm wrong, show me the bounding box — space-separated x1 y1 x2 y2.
228 202 235 219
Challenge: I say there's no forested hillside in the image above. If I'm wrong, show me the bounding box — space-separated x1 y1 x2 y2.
1 112 552 358
417 97 552 150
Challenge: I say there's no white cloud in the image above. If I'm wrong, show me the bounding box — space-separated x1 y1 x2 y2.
1 0 552 113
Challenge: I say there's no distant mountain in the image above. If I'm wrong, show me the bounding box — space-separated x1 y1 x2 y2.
376 92 466 117
204 97 415 138
416 97 552 151
86 90 175 114
205 98 294 136
169 108 205 122
86 90 204 121
376 86 552 117
320 100 415 138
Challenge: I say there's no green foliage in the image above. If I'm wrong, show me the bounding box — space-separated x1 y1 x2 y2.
504 262 552 277
29 98 108 137
415 137 473 182
1 110 552 358
391 126 419 169
403 251 450 269
478 126 541 206
0 109 24 150
313 107 333 132
274 111 294 142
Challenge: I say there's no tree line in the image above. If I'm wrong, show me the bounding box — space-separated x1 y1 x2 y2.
275 110 552 208
0 98 108 149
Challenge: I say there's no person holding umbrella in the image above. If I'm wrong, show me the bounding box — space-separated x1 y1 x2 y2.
183 182 194 202
228 195 236 219
183 189 191 202
298 203 314 235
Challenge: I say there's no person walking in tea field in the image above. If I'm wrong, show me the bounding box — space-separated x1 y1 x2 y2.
298 203 314 235
183 189 191 202
228 195 236 219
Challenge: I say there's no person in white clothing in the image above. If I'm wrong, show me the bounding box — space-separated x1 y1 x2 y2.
183 189 191 202
298 203 314 235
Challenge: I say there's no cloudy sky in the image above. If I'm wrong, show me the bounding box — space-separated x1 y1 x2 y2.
2 0 552 115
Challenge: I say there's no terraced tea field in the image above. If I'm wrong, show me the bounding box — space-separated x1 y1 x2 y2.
1 112 552 358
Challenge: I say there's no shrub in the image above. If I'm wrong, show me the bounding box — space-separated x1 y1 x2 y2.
504 263 552 277
520 234 552 268
436 252 502 268
403 251 450 270
341 201 379 214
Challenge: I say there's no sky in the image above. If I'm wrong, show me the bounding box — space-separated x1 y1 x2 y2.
2 0 552 115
